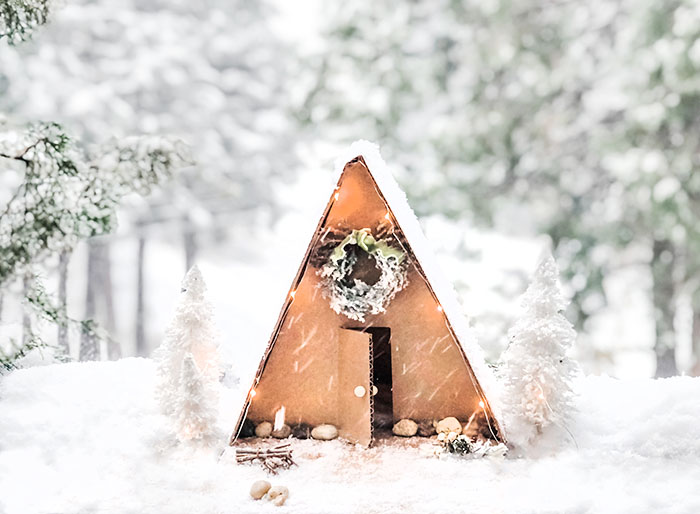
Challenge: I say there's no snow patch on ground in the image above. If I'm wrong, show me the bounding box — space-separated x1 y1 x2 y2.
1 360 699 513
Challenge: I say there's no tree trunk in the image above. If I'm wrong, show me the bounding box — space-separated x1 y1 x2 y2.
22 272 32 346
136 234 147 356
57 249 70 357
99 242 121 360
182 175 197 272
690 306 700 377
690 290 700 376
184 220 197 272
652 239 678 377
80 241 99 361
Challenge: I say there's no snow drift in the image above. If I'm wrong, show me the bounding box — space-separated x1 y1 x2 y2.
1 359 699 513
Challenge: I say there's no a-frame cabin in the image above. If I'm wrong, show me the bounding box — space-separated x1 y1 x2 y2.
230 143 504 447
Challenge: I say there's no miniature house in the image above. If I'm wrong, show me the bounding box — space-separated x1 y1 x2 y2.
230 143 503 447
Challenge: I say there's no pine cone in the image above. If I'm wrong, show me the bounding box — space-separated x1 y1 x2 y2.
310 225 348 268
374 219 393 240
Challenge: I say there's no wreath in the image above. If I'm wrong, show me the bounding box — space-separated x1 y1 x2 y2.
317 228 408 321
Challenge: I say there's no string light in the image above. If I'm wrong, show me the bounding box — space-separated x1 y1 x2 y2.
289 290 296 299
437 305 443 312
384 212 391 221
477 399 500 440
334 192 339 201
250 389 257 398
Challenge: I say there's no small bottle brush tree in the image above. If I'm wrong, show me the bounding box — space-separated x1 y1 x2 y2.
174 353 219 443
500 252 578 449
154 265 220 443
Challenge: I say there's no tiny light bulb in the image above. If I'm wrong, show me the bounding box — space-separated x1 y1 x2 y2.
437 305 443 312
334 192 339 201
538 393 545 400
250 389 257 398
478 400 485 408
290 290 296 299
384 212 391 221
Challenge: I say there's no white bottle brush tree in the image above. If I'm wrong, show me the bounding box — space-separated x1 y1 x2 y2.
500 252 579 449
154 265 220 443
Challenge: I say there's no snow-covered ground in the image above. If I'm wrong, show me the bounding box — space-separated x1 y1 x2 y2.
1 359 699 514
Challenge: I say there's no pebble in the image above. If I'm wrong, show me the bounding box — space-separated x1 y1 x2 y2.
249 480 271 500
311 424 338 440
417 420 436 437
271 424 291 439
266 485 289 506
392 419 418 437
255 421 273 438
436 417 462 435
292 423 312 439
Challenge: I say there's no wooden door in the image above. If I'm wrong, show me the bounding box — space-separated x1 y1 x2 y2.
337 329 372 446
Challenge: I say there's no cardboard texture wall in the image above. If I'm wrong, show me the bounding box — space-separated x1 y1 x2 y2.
230 152 503 447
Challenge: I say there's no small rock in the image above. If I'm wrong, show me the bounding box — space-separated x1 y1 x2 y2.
292 423 312 439
436 416 462 435
311 424 338 440
265 485 289 506
417 420 436 437
392 419 418 437
249 480 271 500
271 424 291 439
255 421 273 438
239 418 256 438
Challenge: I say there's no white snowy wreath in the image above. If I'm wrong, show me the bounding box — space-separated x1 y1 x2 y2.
318 228 408 322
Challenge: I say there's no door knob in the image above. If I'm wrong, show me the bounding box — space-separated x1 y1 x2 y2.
353 386 366 398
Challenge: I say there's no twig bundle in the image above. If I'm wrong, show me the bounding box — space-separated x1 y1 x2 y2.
235 443 296 474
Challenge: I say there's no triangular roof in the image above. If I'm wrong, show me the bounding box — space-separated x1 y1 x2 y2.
230 141 503 444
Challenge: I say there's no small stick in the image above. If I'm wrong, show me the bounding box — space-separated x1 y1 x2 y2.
235 443 296 474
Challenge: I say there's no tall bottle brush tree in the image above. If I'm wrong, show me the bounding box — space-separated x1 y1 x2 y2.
154 266 220 442
500 252 579 449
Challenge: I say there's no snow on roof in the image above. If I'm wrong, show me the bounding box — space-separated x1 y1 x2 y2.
334 140 504 424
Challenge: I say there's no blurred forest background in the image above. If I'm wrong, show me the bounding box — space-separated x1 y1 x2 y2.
1 0 699 378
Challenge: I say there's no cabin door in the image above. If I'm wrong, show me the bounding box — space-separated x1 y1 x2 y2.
337 328 372 446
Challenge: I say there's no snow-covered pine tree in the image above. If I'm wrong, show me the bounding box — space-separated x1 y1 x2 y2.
500 252 578 449
0 0 52 44
154 265 220 439
174 353 219 443
1 2 192 367
0 123 190 365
